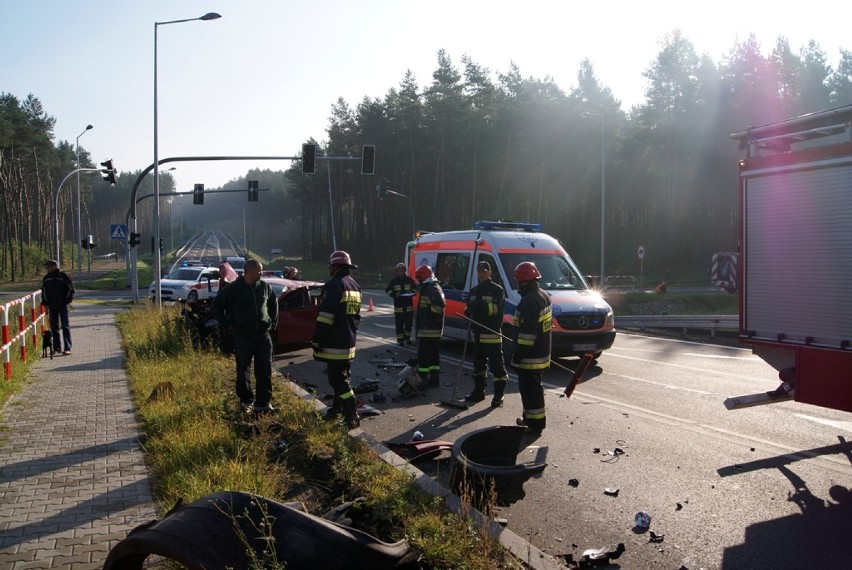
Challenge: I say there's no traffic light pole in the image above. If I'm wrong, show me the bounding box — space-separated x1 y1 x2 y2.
53 167 109 265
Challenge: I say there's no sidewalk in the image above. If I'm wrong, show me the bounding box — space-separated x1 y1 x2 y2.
0 303 156 569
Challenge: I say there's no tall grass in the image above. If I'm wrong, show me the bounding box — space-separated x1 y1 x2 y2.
117 304 520 568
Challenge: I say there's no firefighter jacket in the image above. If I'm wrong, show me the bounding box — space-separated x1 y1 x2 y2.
211 276 278 339
385 274 416 312
41 269 74 309
465 278 505 344
415 279 445 339
511 281 552 371
313 267 362 362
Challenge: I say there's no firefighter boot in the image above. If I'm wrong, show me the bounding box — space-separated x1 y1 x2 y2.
324 397 342 422
428 370 441 388
464 375 486 403
491 379 507 408
342 397 360 429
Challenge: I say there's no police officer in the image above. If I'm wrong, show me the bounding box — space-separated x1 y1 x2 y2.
464 261 509 407
511 261 551 434
313 250 362 428
414 265 445 388
385 262 416 346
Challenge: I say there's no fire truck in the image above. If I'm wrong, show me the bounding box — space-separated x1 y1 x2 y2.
726 105 852 413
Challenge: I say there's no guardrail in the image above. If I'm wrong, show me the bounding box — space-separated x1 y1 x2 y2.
1 291 46 379
615 314 738 337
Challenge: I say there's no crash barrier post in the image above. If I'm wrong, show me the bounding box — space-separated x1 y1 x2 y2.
1 291 46 380
604 275 635 291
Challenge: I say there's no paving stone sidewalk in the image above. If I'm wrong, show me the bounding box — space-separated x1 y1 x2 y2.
0 303 156 569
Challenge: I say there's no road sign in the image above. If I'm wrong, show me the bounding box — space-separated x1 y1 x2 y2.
638 245 645 260
111 224 128 240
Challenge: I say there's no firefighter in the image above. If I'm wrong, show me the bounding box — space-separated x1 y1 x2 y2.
385 262 416 346
464 261 509 407
414 264 445 387
312 250 362 429
511 261 551 434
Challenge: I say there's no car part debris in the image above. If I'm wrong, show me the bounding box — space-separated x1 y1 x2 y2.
579 543 625 567
648 531 665 543
634 511 651 529
103 491 409 569
386 439 454 461
568 478 580 487
450 425 546 508
397 365 427 396
353 381 379 393
603 487 619 496
369 393 387 403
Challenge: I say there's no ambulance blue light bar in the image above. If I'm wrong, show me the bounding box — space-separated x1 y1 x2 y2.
473 220 541 232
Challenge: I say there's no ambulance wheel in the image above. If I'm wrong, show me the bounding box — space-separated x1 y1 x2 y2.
187 290 198 302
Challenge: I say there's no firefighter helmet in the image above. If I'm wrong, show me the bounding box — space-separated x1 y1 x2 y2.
514 261 541 282
395 262 406 271
414 265 433 282
329 250 357 268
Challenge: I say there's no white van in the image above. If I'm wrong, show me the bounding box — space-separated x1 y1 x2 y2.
406 221 615 359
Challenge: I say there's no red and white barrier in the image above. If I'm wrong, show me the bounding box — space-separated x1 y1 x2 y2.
1 290 46 380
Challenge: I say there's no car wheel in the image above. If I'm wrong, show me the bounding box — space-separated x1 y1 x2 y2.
187 290 198 302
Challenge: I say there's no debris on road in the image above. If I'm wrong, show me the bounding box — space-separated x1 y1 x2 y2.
568 478 580 487
353 380 379 393
603 487 619 497
648 531 665 543
634 511 651 531
578 543 625 567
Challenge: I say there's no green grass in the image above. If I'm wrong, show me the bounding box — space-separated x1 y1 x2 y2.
608 291 739 316
117 305 521 568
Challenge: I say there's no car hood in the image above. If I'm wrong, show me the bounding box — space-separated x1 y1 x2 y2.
548 289 612 316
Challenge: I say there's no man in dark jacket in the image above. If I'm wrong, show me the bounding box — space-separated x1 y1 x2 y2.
41 259 75 355
464 261 509 407
385 262 416 346
414 264 445 388
510 261 552 434
211 259 278 413
313 250 362 429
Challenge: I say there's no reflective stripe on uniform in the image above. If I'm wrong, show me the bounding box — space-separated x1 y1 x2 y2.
524 406 546 420
339 389 355 400
317 311 335 325
315 347 356 360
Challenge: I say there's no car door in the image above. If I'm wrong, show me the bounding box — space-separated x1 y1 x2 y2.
275 286 320 346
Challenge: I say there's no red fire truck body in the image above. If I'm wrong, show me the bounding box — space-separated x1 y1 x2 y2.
729 105 852 413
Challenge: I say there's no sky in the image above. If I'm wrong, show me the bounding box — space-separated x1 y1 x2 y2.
2 1 849 193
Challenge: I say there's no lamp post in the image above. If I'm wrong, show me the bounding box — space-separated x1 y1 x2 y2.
583 112 606 288
153 11 221 307
234 205 247 256
75 124 93 285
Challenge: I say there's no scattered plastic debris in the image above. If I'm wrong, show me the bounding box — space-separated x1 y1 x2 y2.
579 543 625 568
648 531 665 543
634 511 651 530
592 447 600 454
369 393 387 403
353 381 379 393
676 502 683 511
603 488 619 497
568 478 580 487
494 517 508 526
412 431 424 441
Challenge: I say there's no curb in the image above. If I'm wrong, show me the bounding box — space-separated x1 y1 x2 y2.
286 380 568 570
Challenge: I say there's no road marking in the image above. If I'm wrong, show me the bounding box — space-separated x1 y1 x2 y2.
795 414 852 433
602 352 773 382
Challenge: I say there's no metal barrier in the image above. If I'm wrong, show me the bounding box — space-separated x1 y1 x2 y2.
604 275 636 290
1 290 46 380
615 314 738 337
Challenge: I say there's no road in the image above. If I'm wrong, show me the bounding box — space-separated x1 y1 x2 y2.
275 293 852 569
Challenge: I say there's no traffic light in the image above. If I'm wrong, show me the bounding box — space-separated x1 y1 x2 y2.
360 144 376 175
159 238 164 252
129 233 141 247
100 159 117 185
248 180 259 202
193 183 204 205
302 143 316 174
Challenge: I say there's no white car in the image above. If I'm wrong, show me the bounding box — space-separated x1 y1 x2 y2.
149 266 220 302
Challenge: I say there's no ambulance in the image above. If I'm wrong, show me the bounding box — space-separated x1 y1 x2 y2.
406 221 616 359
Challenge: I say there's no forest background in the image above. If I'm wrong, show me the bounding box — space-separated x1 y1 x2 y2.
2 32 851 283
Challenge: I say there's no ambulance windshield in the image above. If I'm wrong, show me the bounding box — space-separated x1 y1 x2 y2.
499 253 588 291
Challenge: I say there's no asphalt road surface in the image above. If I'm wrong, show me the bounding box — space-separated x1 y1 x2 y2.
276 293 852 570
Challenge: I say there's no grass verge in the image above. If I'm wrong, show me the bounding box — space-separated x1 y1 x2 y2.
117 304 520 568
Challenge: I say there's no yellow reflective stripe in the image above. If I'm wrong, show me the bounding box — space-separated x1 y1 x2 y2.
342 291 362 302
394 307 404 313
418 331 442 338
513 313 520 326
428 365 440 373
317 312 334 325
515 357 549 370
339 390 355 400
524 407 546 420
430 305 443 314
479 337 502 344
486 302 498 316
315 349 356 360
493 376 509 383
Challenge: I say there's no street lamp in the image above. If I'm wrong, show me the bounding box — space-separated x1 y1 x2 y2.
583 112 606 288
153 11 221 307
75 124 93 285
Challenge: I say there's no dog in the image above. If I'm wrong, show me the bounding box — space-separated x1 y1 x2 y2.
42 330 54 359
